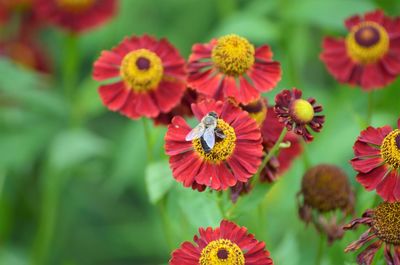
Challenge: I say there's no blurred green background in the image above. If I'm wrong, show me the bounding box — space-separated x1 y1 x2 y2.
1 0 400 264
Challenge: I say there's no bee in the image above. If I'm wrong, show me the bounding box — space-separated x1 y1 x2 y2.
185 111 226 153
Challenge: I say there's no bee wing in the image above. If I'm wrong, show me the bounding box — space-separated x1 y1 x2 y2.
203 127 215 149
185 123 205 141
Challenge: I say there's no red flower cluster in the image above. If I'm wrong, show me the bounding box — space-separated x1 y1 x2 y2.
35 0 117 33
321 10 400 90
170 220 273 265
351 119 400 202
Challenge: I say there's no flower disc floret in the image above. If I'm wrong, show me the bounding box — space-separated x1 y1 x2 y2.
56 0 95 13
346 22 389 65
120 49 164 92
199 239 245 265
211 34 255 76
381 129 400 170
192 119 236 163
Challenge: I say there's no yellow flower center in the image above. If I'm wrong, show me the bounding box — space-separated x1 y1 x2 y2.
373 202 400 245
289 99 314 124
193 119 236 164
211 34 255 76
346 22 389 65
381 129 400 169
199 239 245 265
120 49 164 93
56 0 95 13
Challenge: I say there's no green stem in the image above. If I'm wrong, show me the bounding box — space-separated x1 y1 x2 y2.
315 234 325 265
62 34 79 102
32 167 63 265
366 91 374 126
142 118 154 161
157 196 174 250
255 128 288 178
0 169 5 200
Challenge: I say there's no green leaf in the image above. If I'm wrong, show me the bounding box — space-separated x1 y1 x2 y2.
283 0 375 29
145 160 174 204
0 59 67 117
179 188 222 228
228 183 271 218
48 129 108 171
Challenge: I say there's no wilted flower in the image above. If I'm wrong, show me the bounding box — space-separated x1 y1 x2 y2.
165 99 262 191
93 35 187 119
35 0 118 33
274 88 324 142
351 119 400 201
298 164 355 243
320 10 400 90
170 220 273 265
187 34 281 104
344 202 400 265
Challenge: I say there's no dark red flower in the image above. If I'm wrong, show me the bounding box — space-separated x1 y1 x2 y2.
0 0 41 33
187 34 281 104
344 202 400 265
350 119 400 202
170 220 273 265
298 164 355 244
260 106 303 182
165 99 263 191
93 35 187 119
153 88 198 126
35 0 117 33
320 9 400 90
274 88 324 142
0 37 51 73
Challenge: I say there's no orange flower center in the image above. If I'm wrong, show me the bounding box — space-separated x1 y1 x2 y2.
346 22 389 65
199 239 244 265
381 129 400 170
289 99 314 124
192 119 236 164
211 34 255 76
56 0 95 13
373 202 400 245
120 49 164 93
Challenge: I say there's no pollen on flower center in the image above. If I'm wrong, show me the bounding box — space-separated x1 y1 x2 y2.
199 239 245 265
211 34 255 76
56 0 95 13
346 22 389 65
120 49 164 93
193 119 236 163
289 99 314 124
372 202 400 245
381 129 400 169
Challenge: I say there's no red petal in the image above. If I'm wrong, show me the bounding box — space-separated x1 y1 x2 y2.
351 157 383 173
356 165 389 191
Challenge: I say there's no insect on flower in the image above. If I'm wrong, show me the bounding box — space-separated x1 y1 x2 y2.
185 111 226 153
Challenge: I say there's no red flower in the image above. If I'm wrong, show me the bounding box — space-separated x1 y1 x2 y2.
35 0 117 33
153 88 198 126
170 220 273 265
320 9 400 90
344 202 400 265
0 0 41 33
165 99 263 191
93 35 187 119
350 119 400 202
187 34 281 104
274 88 324 142
0 37 51 73
260 106 303 182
